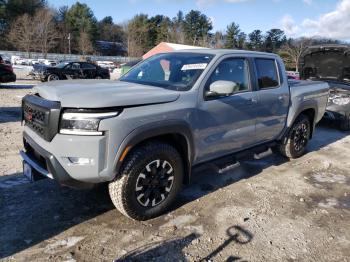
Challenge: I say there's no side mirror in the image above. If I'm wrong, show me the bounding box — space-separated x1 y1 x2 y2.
206 81 238 98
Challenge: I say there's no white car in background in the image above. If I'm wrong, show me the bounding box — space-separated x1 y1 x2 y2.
96 61 115 71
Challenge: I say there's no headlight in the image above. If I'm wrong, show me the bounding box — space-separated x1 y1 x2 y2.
329 95 350 106
59 111 120 136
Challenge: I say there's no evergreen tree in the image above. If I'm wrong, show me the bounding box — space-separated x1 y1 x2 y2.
182 10 212 46
225 22 241 49
247 30 263 50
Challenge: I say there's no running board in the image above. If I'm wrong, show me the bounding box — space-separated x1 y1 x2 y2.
194 142 277 173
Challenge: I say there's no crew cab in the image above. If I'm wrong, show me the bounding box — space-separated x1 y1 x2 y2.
32 61 110 82
20 50 329 220
299 45 350 130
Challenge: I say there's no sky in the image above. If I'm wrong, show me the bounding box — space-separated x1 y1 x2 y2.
51 0 350 40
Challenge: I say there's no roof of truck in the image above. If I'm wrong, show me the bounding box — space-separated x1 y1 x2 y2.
174 48 279 57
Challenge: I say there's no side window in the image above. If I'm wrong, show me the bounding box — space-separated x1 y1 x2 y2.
206 58 250 93
255 59 279 89
81 63 96 69
72 63 80 70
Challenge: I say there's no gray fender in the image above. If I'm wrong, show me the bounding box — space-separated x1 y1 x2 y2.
113 120 195 183
279 100 318 141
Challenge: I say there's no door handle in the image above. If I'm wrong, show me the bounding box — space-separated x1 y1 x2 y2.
278 96 285 101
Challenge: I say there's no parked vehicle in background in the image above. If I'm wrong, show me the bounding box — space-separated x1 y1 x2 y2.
15 58 31 66
0 55 16 83
43 60 57 67
21 50 329 220
287 71 300 80
96 61 116 72
32 61 110 82
30 60 40 65
299 45 350 130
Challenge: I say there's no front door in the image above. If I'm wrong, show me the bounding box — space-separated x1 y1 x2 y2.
80 62 97 79
63 62 83 79
195 57 257 163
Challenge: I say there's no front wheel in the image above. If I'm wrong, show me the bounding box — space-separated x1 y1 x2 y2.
277 114 311 159
109 142 184 220
47 74 59 81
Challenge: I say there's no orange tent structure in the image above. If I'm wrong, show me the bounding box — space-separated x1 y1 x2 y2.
142 42 207 60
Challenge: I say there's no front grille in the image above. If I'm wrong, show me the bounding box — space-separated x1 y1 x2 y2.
22 95 61 141
23 103 46 136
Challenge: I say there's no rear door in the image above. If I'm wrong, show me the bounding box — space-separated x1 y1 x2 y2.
81 63 97 79
253 58 289 143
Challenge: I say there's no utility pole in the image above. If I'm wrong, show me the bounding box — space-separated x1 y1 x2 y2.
68 33 71 54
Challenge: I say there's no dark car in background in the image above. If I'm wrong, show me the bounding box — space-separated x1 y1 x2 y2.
0 55 16 84
299 45 350 130
32 61 110 82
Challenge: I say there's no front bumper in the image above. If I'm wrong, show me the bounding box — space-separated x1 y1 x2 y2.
20 132 95 188
21 127 110 188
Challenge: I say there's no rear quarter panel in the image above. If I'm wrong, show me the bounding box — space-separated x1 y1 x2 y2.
287 80 329 127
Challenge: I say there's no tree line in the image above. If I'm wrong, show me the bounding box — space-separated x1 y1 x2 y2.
0 0 345 70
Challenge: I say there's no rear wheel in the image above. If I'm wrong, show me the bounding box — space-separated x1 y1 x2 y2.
47 74 59 81
340 114 350 131
277 114 311 159
108 142 184 220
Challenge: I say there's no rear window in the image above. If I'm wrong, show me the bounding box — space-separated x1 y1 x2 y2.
255 59 279 89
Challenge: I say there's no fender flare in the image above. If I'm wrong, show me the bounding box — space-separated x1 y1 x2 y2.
280 101 318 141
113 120 195 183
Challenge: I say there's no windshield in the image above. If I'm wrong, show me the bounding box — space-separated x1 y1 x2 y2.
55 62 70 68
120 53 214 91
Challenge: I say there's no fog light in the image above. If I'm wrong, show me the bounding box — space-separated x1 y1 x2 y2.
67 157 93 165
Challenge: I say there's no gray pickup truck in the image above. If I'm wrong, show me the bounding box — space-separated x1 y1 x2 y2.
20 50 329 220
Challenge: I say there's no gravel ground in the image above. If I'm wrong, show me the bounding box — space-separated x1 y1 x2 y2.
0 82 349 261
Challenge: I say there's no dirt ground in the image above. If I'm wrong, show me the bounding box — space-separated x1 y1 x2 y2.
0 82 349 262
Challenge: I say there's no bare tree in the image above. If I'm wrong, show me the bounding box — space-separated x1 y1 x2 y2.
282 38 312 72
7 14 35 55
79 30 94 55
33 9 59 58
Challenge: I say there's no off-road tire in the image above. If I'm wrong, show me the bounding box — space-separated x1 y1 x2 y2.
108 142 184 220
277 114 311 159
340 114 350 131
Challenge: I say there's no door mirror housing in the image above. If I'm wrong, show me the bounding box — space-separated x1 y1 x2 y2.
205 81 239 98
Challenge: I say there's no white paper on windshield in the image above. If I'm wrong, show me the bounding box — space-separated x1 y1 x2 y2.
181 63 208 71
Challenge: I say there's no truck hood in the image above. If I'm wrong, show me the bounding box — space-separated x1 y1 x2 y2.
299 45 350 84
34 80 180 108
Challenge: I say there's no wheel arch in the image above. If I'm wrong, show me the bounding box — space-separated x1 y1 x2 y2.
114 121 195 184
280 104 317 142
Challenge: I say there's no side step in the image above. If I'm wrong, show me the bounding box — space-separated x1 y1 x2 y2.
253 148 273 160
195 142 277 174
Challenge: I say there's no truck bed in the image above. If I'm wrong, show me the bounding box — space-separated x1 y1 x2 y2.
287 80 329 126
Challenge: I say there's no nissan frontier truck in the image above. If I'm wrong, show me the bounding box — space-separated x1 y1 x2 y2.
21 49 329 220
